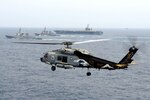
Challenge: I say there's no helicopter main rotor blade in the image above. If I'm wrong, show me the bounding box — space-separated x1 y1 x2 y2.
13 38 110 45
13 42 63 45
74 38 110 44
127 36 137 47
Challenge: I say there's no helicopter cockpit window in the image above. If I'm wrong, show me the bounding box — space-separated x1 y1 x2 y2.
57 56 62 61
44 53 48 58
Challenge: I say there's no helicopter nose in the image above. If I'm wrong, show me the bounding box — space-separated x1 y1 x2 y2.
40 57 44 62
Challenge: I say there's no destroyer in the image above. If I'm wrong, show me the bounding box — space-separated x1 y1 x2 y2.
35 27 59 36
5 28 42 40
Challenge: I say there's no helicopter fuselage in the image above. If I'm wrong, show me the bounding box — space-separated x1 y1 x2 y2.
40 48 90 69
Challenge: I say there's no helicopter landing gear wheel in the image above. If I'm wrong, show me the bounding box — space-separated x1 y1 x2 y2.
51 66 56 71
86 72 91 76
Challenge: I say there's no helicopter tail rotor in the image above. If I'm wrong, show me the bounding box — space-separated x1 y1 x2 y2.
122 36 147 63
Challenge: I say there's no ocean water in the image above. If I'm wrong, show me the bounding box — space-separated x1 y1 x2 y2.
0 28 150 100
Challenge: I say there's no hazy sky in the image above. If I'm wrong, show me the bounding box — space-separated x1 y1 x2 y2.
0 0 150 28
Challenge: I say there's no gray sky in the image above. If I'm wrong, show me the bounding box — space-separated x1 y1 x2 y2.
0 0 150 28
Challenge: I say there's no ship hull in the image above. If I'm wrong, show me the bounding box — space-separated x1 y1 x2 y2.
5 35 15 39
54 30 103 35
5 35 42 40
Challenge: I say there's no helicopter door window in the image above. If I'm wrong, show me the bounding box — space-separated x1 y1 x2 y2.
57 56 67 63
62 56 67 63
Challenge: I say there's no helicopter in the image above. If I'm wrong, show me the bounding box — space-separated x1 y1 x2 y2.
14 38 138 76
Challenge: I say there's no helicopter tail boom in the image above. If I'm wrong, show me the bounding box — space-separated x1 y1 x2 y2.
74 46 138 70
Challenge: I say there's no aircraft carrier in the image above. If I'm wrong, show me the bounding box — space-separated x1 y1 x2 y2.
54 25 103 35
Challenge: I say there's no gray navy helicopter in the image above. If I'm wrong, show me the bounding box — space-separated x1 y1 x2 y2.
14 38 138 76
